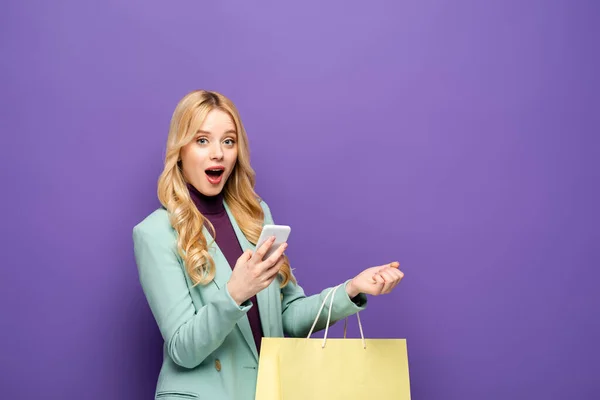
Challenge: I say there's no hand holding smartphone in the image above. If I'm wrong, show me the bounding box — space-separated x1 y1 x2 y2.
256 224 291 260
227 224 291 305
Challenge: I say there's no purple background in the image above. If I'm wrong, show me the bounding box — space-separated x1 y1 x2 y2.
2 1 599 399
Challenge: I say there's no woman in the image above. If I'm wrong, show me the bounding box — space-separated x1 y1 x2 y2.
133 90 404 400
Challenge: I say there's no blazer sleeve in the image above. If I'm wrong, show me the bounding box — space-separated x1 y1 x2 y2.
133 222 250 369
259 200 368 338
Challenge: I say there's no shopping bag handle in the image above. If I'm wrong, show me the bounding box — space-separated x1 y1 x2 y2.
306 284 366 349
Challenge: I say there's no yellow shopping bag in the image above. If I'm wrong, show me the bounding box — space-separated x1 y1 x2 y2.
255 285 411 400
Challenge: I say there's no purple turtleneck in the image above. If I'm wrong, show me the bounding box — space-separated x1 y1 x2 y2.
187 183 264 354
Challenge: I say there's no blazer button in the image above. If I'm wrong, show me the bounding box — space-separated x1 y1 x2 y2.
215 359 222 372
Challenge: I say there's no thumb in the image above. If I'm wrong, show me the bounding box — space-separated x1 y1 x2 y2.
378 261 399 272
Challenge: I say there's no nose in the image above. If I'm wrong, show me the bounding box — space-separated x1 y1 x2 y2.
210 143 224 160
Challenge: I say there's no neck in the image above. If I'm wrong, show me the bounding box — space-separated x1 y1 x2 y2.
187 183 225 215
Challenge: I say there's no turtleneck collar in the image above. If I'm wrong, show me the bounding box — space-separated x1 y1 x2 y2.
187 183 225 215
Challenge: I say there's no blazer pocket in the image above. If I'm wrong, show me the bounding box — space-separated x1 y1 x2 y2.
156 391 199 399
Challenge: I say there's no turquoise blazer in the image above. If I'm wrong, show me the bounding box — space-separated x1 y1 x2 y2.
133 199 367 400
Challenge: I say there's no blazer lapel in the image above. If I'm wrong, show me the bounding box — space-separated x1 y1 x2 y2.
205 201 277 362
223 202 275 340
203 225 259 362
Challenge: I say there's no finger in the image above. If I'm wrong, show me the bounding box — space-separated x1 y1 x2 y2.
377 262 396 273
378 261 399 272
236 249 253 268
389 268 404 290
394 268 405 281
259 242 288 271
242 249 253 262
265 250 285 273
378 270 395 294
371 273 385 294
265 257 285 281
252 236 276 263
264 268 280 287
371 273 384 284
263 255 285 283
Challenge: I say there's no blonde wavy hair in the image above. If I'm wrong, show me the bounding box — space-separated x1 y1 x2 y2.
157 90 295 288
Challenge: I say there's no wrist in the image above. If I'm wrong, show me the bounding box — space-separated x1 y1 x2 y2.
345 279 360 298
226 281 244 306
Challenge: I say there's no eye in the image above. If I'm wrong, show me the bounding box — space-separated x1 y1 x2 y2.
224 138 236 146
197 137 208 145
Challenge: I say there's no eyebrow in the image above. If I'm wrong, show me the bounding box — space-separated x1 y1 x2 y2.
196 129 237 136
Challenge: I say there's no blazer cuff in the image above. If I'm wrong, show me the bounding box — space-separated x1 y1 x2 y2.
340 279 368 310
215 282 252 318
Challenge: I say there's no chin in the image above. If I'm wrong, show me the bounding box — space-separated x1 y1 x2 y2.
203 187 221 196
212 183 228 195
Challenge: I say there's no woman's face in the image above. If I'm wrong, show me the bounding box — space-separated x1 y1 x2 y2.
180 109 239 197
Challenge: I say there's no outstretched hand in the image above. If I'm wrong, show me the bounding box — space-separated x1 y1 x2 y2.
346 261 404 298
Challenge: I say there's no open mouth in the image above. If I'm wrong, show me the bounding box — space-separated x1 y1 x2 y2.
205 169 224 177
205 167 225 184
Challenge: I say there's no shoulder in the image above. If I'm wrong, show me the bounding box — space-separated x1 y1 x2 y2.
256 196 275 224
132 207 176 242
257 196 271 214
132 208 183 271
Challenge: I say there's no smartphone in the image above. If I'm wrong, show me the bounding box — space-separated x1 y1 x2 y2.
256 224 291 260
